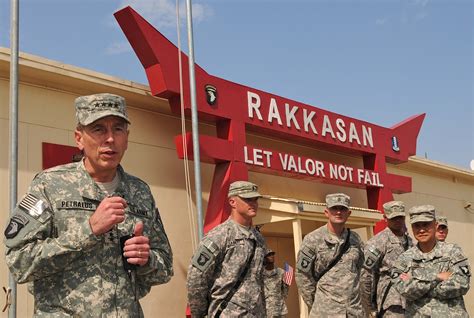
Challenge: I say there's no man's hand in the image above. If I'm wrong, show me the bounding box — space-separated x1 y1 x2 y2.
89 196 127 235
123 222 150 266
437 271 452 281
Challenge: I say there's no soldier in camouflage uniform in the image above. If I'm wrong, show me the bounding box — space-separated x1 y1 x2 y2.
295 193 365 317
392 205 470 317
435 215 449 242
4 93 173 317
263 249 289 318
361 201 413 317
186 181 267 317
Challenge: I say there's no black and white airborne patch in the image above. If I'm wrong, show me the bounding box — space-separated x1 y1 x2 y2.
460 265 471 276
197 253 210 266
205 84 217 106
298 257 311 271
4 214 29 239
192 245 214 272
298 246 316 273
19 193 46 218
364 246 380 270
192 240 219 272
365 257 375 268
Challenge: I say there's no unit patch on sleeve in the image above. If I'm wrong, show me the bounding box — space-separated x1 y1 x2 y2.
4 214 29 239
192 240 219 272
460 265 471 277
364 246 381 270
297 246 316 273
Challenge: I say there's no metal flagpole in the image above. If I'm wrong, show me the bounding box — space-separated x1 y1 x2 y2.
184 0 204 240
8 0 19 316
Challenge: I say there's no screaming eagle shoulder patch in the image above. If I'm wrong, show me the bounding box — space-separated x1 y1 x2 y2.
297 246 316 273
4 214 29 239
192 239 219 272
363 246 381 270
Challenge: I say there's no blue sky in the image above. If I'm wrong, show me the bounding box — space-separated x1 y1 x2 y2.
1 0 472 169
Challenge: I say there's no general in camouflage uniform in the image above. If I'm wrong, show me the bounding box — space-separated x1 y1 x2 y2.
263 249 289 318
187 181 267 317
361 201 413 317
392 205 470 317
4 93 173 317
295 193 365 317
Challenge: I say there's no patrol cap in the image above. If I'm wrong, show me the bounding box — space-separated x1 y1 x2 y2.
436 216 448 228
383 201 406 219
228 181 262 199
265 248 275 257
326 193 350 209
75 93 130 126
408 205 436 224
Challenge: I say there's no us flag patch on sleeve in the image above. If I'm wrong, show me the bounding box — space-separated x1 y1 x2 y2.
19 193 46 218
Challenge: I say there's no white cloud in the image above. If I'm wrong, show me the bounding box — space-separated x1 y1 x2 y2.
376 18 387 25
117 0 213 29
105 41 133 55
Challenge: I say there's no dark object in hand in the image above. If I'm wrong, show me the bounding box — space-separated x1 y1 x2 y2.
120 234 138 271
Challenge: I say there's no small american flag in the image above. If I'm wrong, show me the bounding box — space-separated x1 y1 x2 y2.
283 262 294 286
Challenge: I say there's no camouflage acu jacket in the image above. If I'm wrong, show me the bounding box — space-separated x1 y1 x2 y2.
186 218 266 317
4 161 173 317
360 227 413 313
392 241 470 317
295 225 365 318
263 267 289 317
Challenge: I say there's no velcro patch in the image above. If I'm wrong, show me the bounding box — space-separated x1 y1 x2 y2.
364 246 381 270
192 240 219 272
58 200 96 210
297 246 316 273
19 193 46 218
4 214 29 239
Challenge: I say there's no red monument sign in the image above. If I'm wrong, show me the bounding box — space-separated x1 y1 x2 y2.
115 7 425 233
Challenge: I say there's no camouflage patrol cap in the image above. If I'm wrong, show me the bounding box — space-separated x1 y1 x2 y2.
228 181 262 199
326 193 350 209
75 93 130 126
383 201 406 219
265 248 275 257
436 216 448 227
408 205 436 224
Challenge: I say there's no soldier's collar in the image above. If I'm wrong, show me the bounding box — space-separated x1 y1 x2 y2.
414 241 442 260
264 268 278 276
229 219 253 240
77 161 128 201
324 226 347 244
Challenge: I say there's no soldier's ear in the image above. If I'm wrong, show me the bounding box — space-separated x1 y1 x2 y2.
228 197 236 208
74 129 84 151
323 208 329 218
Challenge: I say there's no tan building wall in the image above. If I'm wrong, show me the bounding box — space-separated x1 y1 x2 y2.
1 48 473 317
